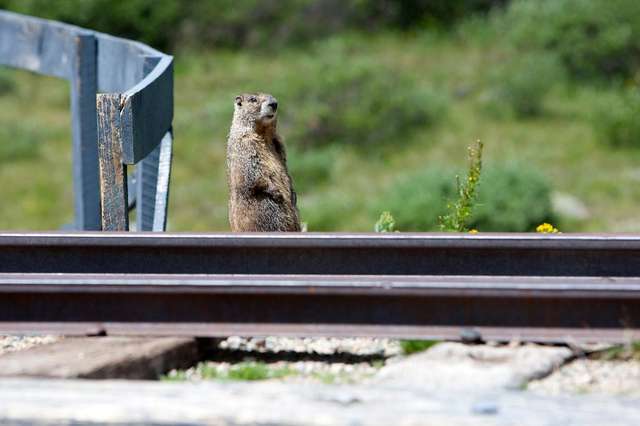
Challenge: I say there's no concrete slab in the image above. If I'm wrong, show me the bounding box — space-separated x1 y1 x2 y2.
0 337 197 379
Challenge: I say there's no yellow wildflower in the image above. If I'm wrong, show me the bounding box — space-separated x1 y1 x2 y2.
536 223 559 233
469 229 478 234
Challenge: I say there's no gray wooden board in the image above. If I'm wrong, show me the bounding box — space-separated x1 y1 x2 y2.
136 129 173 231
137 136 161 231
153 130 173 231
70 33 101 230
0 337 197 379
95 34 146 92
121 56 174 164
0 10 83 78
95 36 173 164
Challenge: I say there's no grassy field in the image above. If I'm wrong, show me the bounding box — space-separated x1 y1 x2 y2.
1 26 640 232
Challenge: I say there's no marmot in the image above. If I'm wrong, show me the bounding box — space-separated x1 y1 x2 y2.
226 92 301 232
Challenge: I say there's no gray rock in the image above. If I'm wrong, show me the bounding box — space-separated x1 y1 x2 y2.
374 342 573 391
529 359 640 396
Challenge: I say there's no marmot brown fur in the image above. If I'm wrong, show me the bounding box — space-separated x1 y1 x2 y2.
226 92 301 232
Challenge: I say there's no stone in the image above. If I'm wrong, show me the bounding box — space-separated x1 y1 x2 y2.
0 337 197 379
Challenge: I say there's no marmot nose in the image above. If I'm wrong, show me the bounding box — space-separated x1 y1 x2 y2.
268 101 278 111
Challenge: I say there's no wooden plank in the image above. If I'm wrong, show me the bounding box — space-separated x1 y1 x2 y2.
136 130 173 231
0 337 197 379
0 10 79 79
95 34 146 92
135 56 162 231
136 141 160 231
153 130 173 231
96 94 129 231
95 34 172 165
120 56 174 164
70 33 101 230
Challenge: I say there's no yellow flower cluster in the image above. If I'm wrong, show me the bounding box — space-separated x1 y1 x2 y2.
536 223 559 233
469 229 478 234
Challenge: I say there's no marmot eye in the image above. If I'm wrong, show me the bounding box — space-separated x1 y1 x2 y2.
248 96 258 103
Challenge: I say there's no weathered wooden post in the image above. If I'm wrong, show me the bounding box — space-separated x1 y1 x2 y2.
96 94 130 231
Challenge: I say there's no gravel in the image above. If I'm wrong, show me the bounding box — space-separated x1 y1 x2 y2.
218 336 402 357
166 337 398 384
529 358 640 396
0 335 61 356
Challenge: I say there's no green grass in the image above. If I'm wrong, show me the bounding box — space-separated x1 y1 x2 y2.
400 340 439 355
161 361 296 382
595 341 640 361
2 25 640 232
0 70 73 230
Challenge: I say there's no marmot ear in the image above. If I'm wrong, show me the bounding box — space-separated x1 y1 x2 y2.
235 96 242 106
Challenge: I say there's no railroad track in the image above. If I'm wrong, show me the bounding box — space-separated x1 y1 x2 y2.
2 232 640 343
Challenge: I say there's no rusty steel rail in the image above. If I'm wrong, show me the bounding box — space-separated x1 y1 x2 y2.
1 232 640 343
1 273 639 343
1 232 640 276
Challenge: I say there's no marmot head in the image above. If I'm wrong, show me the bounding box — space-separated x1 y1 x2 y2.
232 93 278 133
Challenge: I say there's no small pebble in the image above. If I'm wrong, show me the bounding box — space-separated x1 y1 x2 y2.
471 401 499 415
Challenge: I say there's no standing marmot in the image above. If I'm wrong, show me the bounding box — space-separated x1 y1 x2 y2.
226 93 301 232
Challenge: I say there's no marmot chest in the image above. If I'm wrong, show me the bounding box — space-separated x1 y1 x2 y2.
229 140 290 192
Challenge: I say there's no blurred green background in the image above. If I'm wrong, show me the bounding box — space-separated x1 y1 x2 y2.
1 0 640 232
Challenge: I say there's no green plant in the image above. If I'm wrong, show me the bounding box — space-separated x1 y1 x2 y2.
0 0 504 51
375 169 455 231
592 87 640 148
401 340 438 355
0 69 16 95
374 211 396 232
287 147 337 192
439 141 483 232
377 160 554 233
278 42 448 149
300 190 362 231
0 123 42 163
226 362 282 381
502 0 640 81
470 163 555 232
483 53 564 118
160 370 188 381
596 341 640 361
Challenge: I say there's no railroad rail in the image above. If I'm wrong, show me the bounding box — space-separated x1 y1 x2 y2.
1 232 639 343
